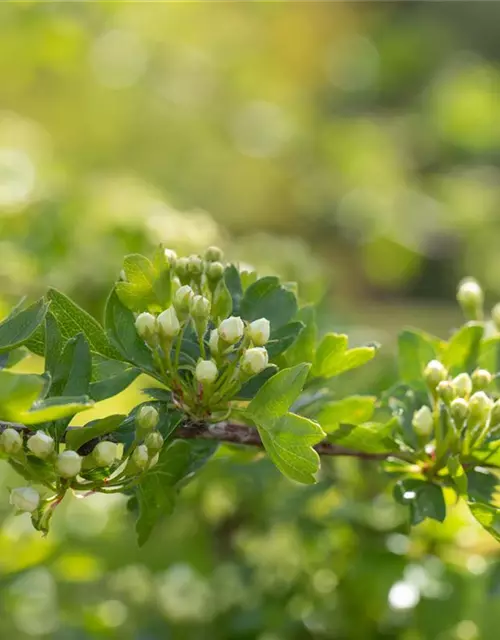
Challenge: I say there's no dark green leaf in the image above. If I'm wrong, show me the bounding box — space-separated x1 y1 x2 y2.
50 334 92 398
65 414 126 451
397 328 441 384
236 366 278 400
326 418 398 453
0 298 49 354
0 347 30 370
44 312 63 378
266 322 304 359
285 306 317 367
224 265 243 315
394 479 446 525
89 355 140 402
466 468 499 504
442 322 484 374
212 278 233 323
240 276 297 330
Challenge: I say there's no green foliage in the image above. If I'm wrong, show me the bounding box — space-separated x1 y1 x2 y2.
0 298 48 354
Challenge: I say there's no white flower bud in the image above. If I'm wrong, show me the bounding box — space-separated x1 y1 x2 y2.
148 452 160 469
132 444 149 470
471 368 492 391
56 450 82 478
424 360 448 388
205 246 224 262
175 257 190 282
209 329 220 355
187 255 204 276
190 294 210 319
173 285 194 313
452 373 472 398
218 316 244 345
135 312 157 343
457 278 484 320
412 406 433 437
0 428 23 455
137 405 159 431
145 432 164 453
157 307 180 339
27 431 54 459
436 380 455 404
164 248 177 267
450 397 469 424
468 391 492 421
94 441 120 467
248 318 271 347
10 487 40 513
206 261 224 283
241 347 269 375
195 359 218 384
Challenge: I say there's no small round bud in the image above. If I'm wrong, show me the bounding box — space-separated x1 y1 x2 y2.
173 285 194 313
10 487 40 513
492 303 500 330
468 391 492 425
209 329 220 355
412 406 433 437
164 248 177 268
204 246 224 263
56 450 82 478
450 397 469 424
93 441 120 467
452 373 473 398
457 278 484 319
0 428 23 455
248 318 271 347
206 261 224 283
132 444 149 470
27 431 54 459
195 359 218 385
471 368 492 391
241 347 269 376
157 307 180 340
145 431 164 453
187 255 204 276
135 312 157 344
190 295 210 319
218 316 245 345
148 452 160 469
175 257 190 284
424 360 448 388
137 405 159 431
436 380 455 404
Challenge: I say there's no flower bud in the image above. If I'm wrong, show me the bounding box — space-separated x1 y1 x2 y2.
218 316 244 345
492 303 500 330
452 373 472 398
471 368 492 391
412 406 433 437
450 397 469 425
93 441 120 467
175 257 190 285
0 428 23 455
131 444 149 470
248 318 271 347
145 431 164 453
204 246 224 263
468 391 492 426
241 347 269 376
164 248 177 268
206 261 224 283
135 312 157 344
157 307 180 340
424 360 448 389
190 294 210 319
27 431 54 459
457 278 484 320
10 487 40 513
209 329 220 355
436 380 455 404
173 285 194 314
149 452 160 469
137 405 159 431
56 450 82 478
187 255 204 278
195 359 218 385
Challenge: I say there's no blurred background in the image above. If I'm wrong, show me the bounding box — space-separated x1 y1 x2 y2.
1 2 500 638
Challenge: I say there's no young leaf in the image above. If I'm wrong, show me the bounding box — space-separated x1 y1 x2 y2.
468 502 500 542
478 337 500 389
442 322 483 374
0 370 45 420
266 322 304 359
317 396 377 433
212 279 233 323
116 253 160 312
398 328 442 385
312 333 377 379
394 479 446 525
224 265 243 315
285 306 317 367
65 414 126 451
47 288 119 359
255 413 325 484
240 276 298 330
136 439 218 546
326 418 398 453
22 396 94 425
0 298 49 354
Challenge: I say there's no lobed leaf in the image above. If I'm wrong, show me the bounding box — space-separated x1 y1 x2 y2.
312 333 377 379
317 395 377 433
240 276 297 330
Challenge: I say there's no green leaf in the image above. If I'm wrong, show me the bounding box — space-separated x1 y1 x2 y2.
115 403 181 453
47 288 119 359
478 337 500 388
0 370 45 420
0 347 30 370
44 312 63 379
468 502 500 542
0 298 49 354
285 306 317 367
236 366 278 400
116 253 174 313
397 329 441 384
240 276 297 330
22 396 94 426
104 289 155 372
312 333 377 379
394 479 446 525
211 278 233 323
448 455 468 496
136 439 218 546
89 355 140 402
247 364 311 425
65 414 126 451
224 265 243 315
466 468 499 504
50 334 92 398
267 322 304 359
442 322 484 374
317 396 377 433
326 418 398 453
257 412 325 484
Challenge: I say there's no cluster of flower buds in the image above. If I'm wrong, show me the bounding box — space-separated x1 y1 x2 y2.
130 404 163 471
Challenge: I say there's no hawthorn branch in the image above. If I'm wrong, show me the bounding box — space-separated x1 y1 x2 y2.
0 419 407 461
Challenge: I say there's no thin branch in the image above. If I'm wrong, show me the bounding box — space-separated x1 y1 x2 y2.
0 419 408 461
